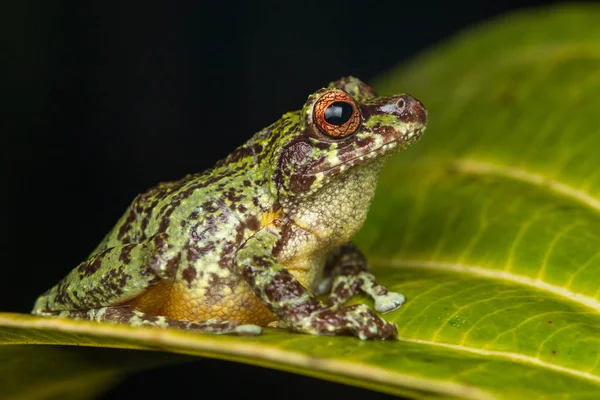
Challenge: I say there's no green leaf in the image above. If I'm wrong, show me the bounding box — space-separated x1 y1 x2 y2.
3 4 600 399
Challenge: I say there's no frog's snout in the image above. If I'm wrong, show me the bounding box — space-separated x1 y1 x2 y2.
397 94 427 126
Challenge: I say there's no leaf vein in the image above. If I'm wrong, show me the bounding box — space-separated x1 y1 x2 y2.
375 260 600 312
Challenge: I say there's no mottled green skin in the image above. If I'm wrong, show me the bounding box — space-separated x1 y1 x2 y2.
32 77 427 340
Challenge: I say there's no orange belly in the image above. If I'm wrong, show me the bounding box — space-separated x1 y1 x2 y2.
128 279 276 326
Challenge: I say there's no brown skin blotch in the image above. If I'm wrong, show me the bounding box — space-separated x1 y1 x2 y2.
118 244 134 264
117 271 131 288
77 254 104 278
151 233 167 250
158 217 171 233
290 174 317 195
102 307 137 323
226 187 244 203
271 222 292 257
281 140 312 164
117 209 137 240
355 136 375 149
273 140 312 191
139 218 149 240
102 265 130 292
246 215 260 231
234 224 245 243
182 266 197 285
157 200 181 233
52 278 69 306
202 201 219 213
263 271 305 303
337 143 358 159
372 123 396 136
165 254 181 278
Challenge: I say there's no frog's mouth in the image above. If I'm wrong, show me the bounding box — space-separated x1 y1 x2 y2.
306 125 425 177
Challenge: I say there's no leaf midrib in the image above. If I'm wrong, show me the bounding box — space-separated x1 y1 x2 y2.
0 314 492 400
2 312 599 392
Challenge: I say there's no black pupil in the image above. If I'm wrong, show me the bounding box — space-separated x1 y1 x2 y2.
324 102 353 126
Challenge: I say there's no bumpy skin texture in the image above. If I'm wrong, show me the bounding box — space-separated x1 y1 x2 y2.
32 77 427 340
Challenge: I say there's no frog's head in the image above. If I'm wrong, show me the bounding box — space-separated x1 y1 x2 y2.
268 77 427 206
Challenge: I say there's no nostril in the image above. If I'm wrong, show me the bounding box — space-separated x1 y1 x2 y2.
396 98 406 110
396 95 427 124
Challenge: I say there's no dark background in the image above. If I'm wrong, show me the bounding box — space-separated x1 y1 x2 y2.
3 0 560 398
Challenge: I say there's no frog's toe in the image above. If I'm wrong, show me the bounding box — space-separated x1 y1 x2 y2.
374 292 405 314
234 324 263 336
267 320 289 329
313 277 333 296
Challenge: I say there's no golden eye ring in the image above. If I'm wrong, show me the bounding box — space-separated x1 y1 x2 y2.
313 91 361 138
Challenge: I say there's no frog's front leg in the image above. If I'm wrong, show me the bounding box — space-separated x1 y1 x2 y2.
235 230 397 340
32 233 261 336
316 243 405 314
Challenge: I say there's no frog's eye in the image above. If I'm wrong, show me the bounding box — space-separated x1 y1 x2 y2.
313 91 361 138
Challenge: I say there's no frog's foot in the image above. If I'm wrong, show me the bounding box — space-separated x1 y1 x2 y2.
41 307 263 336
358 272 405 314
374 292 405 314
320 243 405 314
293 304 398 340
326 271 405 314
237 232 397 340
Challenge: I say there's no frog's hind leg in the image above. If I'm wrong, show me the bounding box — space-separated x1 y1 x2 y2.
38 307 262 336
32 234 180 315
315 243 405 314
32 233 262 336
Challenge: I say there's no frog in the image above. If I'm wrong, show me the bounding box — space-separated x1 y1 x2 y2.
32 77 427 340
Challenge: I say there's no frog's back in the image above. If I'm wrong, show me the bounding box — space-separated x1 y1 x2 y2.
94 138 271 255
91 172 208 253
